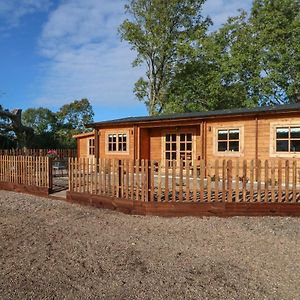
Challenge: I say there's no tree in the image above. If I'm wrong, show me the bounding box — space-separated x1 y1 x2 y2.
119 0 211 115
22 108 57 135
165 0 300 112
0 106 34 147
250 0 300 104
164 11 260 113
56 99 94 148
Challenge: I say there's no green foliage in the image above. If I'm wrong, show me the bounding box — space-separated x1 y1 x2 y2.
250 0 300 104
22 107 57 135
119 0 211 115
20 99 94 149
121 0 300 113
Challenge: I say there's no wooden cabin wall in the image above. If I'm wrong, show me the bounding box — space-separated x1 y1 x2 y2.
206 113 300 162
98 126 135 160
148 125 202 162
77 137 90 158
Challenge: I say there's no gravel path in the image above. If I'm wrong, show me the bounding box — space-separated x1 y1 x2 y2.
0 190 300 299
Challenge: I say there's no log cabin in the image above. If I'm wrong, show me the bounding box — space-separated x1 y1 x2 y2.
74 103 300 166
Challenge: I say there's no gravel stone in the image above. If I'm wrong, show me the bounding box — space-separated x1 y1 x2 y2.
0 190 300 299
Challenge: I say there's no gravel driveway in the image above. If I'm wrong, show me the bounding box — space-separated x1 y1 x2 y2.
0 190 300 299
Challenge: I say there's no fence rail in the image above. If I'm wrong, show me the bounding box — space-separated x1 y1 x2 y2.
69 158 300 203
0 148 77 158
0 155 51 188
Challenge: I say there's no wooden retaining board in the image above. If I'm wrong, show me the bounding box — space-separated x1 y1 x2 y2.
67 191 300 217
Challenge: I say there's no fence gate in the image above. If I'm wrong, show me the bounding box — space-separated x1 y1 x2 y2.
50 158 69 193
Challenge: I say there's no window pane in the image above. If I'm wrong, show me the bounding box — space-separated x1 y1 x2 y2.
172 152 176 160
187 143 192 151
218 141 227 152
113 144 116 151
229 141 239 151
218 130 228 141
187 134 192 141
123 134 127 142
108 135 112 142
180 134 185 141
118 135 122 143
113 135 116 142
118 143 122 151
172 143 176 151
290 140 300 152
276 140 288 152
171 134 176 141
166 143 170 151
276 128 289 139
291 127 300 139
108 144 112 151
229 129 239 140
166 152 170 160
166 134 170 142
180 143 185 151
123 143 127 151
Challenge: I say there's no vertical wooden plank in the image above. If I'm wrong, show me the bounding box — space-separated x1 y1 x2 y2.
125 159 130 199
179 160 183 202
285 160 289 202
207 161 211 202
107 159 112 196
157 161 162 202
150 160 154 202
257 160 261 202
104 158 107 196
145 160 150 202
186 162 190 202
130 160 134 200
242 160 247 202
172 160 176 202
227 160 232 202
164 162 169 202
249 160 254 202
278 160 283 202
214 160 219 202
264 160 269 202
74 157 78 193
200 160 205 202
221 160 226 202
271 160 275 202
141 159 145 202
136 159 140 201
193 161 197 202
292 160 297 203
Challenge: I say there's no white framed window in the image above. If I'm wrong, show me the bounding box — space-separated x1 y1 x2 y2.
163 132 194 167
213 126 244 157
107 133 128 153
217 129 240 152
275 126 300 153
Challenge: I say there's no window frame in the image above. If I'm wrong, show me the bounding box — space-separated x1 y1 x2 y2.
162 130 196 167
270 122 300 157
213 126 244 157
88 138 95 156
105 130 129 155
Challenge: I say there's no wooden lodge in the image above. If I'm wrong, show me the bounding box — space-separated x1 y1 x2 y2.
74 103 300 164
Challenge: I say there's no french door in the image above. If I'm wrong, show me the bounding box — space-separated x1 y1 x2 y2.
164 132 193 167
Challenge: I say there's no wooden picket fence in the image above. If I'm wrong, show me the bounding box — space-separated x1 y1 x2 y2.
0 156 52 188
69 158 300 203
0 148 77 158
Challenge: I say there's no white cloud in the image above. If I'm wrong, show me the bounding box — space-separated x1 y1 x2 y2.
203 0 252 30
35 0 253 110
36 0 143 109
0 0 51 30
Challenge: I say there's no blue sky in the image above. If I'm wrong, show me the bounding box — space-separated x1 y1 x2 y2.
0 0 252 121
